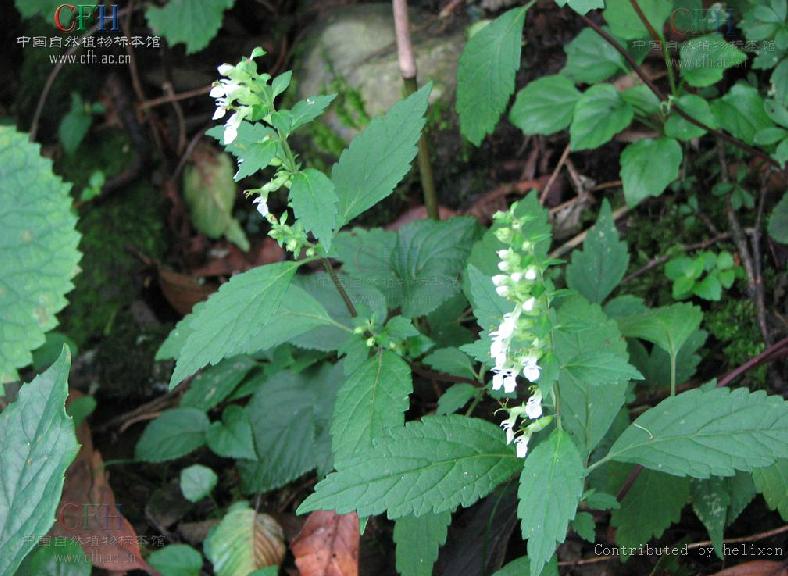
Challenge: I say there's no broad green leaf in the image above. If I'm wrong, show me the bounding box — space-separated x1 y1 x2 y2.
741 0 786 41
207 405 257 460
494 556 558 576
393 217 478 317
457 6 529 145
664 94 718 140
331 228 400 307
333 85 431 227
622 84 661 116
563 28 627 84
148 544 203 576
726 471 757 526
204 502 284 576
768 192 788 243
554 0 604 15
611 470 689 550
566 200 629 303
59 93 92 155
423 347 475 379
620 137 682 206
331 351 412 465
0 128 81 382
31 332 78 373
180 464 217 502
753 459 788 520
518 429 585 576
135 408 210 462
157 301 206 361
14 0 61 18
180 355 256 411
437 383 479 415
630 329 706 389
691 477 729 558
603 0 672 39
146 0 235 53
711 84 774 145
570 84 634 151
169 261 301 387
465 264 514 332
572 511 596 542
680 34 747 87
290 169 338 250
0 350 78 576
510 75 580 135
17 539 90 576
288 94 337 132
617 302 702 359
606 387 788 478
207 122 277 181
393 511 451 576
561 351 643 388
298 415 521 519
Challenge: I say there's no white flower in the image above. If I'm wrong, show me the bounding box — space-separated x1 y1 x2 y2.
497 260 510 272
492 274 507 287
210 84 226 98
500 416 517 444
525 390 543 419
514 435 529 458
497 313 517 339
253 196 268 217
224 112 242 144
497 249 511 259
213 102 227 120
522 297 536 312
491 369 517 393
524 267 538 281
217 63 233 76
495 285 509 297
521 355 540 382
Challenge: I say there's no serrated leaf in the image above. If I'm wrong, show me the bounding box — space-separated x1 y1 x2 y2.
17 538 91 576
180 464 217 503
726 471 756 526
393 511 451 576
0 128 81 382
572 511 596 543
331 228 400 308
169 261 301 387
570 84 634 151
148 544 203 576
207 404 257 460
555 0 604 15
288 94 337 132
0 350 79 576
437 383 479 415
691 477 729 558
630 329 707 389
603 0 672 39
465 264 514 333
207 122 277 181
664 94 718 141
146 0 235 53
753 459 788 520
135 408 210 463
424 347 475 379
298 415 521 519
620 137 682 207
333 84 431 227
331 350 412 466
457 6 529 145
611 469 689 550
509 75 580 135
680 34 747 87
59 93 92 155
622 84 661 116
290 169 338 250
518 429 585 576
606 387 788 478
617 302 702 360
494 556 558 576
566 200 629 303
711 84 774 145
563 28 627 84
181 355 256 411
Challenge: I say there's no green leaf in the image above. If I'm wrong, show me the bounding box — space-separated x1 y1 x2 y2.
59 93 92 155
0 350 78 576
494 556 558 576
572 511 596 542
148 544 204 576
741 0 785 41
181 464 218 502
393 511 451 576
204 502 284 576
290 168 338 250
169 261 301 387
288 94 337 132
518 429 585 576
14 0 61 19
611 470 689 550
17 539 91 576
554 0 604 15
298 415 521 519
437 383 479 415
181 355 256 411
423 347 475 379
135 408 210 463
711 84 774 145
630 329 707 389
393 217 478 317
331 351 412 466
563 28 627 84
680 34 747 87
0 128 81 382
605 387 788 478
603 0 672 39
622 84 661 116
617 302 703 360
566 200 629 303
570 84 634 151
691 477 729 558
31 332 78 373
457 6 529 145
207 404 257 460
146 0 235 53
768 192 788 243
207 122 277 181
753 459 788 520
726 471 757 526
509 75 580 135
620 137 682 207
465 264 514 333
333 84 431 227
331 228 400 307
664 95 718 140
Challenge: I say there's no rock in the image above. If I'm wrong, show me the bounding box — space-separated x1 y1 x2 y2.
296 4 464 138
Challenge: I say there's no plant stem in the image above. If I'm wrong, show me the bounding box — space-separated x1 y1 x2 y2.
392 0 439 219
628 0 676 95
321 258 357 317
670 353 676 396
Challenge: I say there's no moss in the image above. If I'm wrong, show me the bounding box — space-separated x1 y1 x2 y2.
704 299 766 387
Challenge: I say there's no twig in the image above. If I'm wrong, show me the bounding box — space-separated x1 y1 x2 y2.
717 336 788 388
411 363 480 386
171 125 209 181
439 0 464 18
393 0 439 220
752 174 773 346
137 85 212 111
550 206 629 258
540 144 570 204
322 258 357 317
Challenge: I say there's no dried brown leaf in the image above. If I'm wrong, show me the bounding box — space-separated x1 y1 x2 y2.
292 511 360 576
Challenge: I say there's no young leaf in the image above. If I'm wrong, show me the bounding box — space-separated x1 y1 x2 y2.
333 84 431 227
0 350 79 576
207 122 277 181
437 383 479 415
290 168 338 250
570 84 634 151
331 351 413 466
298 415 521 519
518 429 585 576
753 459 788 520
207 405 257 460
456 5 529 145
603 0 672 40
148 544 203 576
180 464 218 503
423 347 475 379
169 260 302 387
393 511 451 576
59 92 92 155
135 408 210 463
288 94 337 132
617 302 703 360
680 34 747 87
605 387 788 478
146 0 235 53
563 28 627 84
620 137 682 206
664 94 719 141
0 128 81 381
509 75 580 135
180 355 256 411
566 200 630 303
691 477 729 558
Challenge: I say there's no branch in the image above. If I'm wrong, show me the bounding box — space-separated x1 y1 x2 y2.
321 258 357 318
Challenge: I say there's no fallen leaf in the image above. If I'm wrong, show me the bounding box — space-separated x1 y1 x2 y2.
292 511 359 576
158 266 217 315
708 561 788 576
